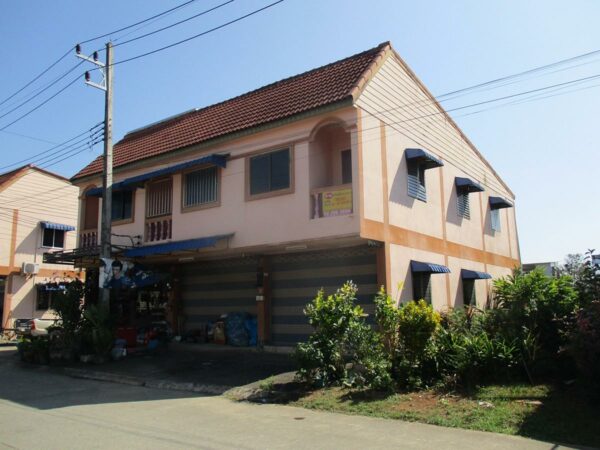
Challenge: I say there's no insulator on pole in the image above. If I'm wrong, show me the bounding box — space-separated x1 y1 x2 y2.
85 71 91 82
75 44 81 54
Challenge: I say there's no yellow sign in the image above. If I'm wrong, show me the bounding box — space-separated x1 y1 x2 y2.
322 188 352 217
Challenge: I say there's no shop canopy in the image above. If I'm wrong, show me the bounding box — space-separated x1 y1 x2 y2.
40 221 75 231
410 260 451 274
123 234 233 258
460 269 492 280
455 177 485 193
405 148 444 169
86 153 228 197
489 196 513 210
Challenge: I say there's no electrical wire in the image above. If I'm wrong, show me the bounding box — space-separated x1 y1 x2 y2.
78 0 201 45
112 0 235 48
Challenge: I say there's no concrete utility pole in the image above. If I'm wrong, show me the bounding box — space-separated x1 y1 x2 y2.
77 42 113 306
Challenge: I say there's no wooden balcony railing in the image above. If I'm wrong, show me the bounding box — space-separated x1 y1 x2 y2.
145 216 172 242
311 184 353 219
79 230 98 248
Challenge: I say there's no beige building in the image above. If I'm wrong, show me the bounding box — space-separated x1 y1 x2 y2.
0 165 80 331
70 42 520 346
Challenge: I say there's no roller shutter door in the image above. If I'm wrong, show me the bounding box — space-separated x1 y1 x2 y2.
181 257 258 332
270 246 378 346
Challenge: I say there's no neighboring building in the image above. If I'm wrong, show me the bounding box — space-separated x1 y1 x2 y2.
68 42 520 346
522 262 560 277
0 165 80 332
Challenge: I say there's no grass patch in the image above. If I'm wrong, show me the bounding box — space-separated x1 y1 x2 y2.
291 384 600 448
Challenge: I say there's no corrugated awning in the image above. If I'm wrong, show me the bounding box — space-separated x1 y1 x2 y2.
123 233 233 258
405 148 444 169
461 269 492 280
455 177 485 193
40 221 75 231
489 196 513 210
85 154 228 197
410 260 451 274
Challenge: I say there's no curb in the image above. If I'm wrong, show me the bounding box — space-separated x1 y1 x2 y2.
62 367 230 395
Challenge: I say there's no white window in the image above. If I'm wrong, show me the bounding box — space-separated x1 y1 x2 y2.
183 166 219 208
42 229 65 248
491 208 501 232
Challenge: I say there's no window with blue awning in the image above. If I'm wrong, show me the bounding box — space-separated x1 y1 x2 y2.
410 260 451 274
40 221 75 231
405 148 443 202
460 269 492 280
85 153 228 197
489 196 513 210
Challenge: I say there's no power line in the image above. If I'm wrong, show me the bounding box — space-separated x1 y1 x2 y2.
0 75 80 132
112 0 235 48
0 47 73 108
0 129 57 145
0 122 103 171
104 0 285 68
79 0 201 45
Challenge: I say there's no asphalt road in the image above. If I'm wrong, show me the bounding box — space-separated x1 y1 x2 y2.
0 347 571 450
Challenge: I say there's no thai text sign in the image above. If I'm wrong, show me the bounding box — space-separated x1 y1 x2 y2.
322 188 352 217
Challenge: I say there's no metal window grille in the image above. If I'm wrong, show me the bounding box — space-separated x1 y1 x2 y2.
407 161 427 202
490 208 501 232
146 179 172 218
184 166 218 207
457 191 470 219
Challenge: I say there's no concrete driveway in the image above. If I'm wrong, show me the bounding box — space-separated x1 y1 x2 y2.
0 346 578 449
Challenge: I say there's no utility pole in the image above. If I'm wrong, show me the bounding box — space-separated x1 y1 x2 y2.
77 42 113 306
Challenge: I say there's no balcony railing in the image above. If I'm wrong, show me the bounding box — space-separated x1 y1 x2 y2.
311 184 353 219
145 216 172 242
79 230 98 248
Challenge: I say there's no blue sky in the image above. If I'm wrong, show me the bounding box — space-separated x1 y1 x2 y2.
1 0 598 263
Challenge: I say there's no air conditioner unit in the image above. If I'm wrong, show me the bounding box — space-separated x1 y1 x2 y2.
21 262 40 275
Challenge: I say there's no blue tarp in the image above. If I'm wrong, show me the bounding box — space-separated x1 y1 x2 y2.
461 269 492 280
410 260 451 274
40 221 75 231
123 234 233 258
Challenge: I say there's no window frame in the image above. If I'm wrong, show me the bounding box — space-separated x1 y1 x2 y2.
36 287 51 311
407 160 428 202
245 146 294 201
412 271 432 304
111 189 135 224
145 177 173 219
490 208 501 232
41 228 65 249
462 278 476 307
457 190 471 219
181 165 221 213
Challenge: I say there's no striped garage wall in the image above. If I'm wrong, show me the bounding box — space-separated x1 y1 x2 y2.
181 257 258 332
270 246 379 346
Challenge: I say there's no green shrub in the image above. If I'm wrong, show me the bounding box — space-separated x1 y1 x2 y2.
295 282 391 389
80 304 114 357
567 301 600 397
374 287 400 364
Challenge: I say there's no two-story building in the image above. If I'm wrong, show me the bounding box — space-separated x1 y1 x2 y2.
1 165 80 333
70 42 520 346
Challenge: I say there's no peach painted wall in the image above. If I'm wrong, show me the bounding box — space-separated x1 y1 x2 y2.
75 108 361 251
0 168 79 325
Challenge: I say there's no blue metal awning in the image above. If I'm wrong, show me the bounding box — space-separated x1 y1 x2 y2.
405 148 444 169
85 154 228 197
489 196 513 210
123 234 233 258
410 260 451 274
40 221 75 231
455 177 485 193
461 269 492 280
120 154 228 188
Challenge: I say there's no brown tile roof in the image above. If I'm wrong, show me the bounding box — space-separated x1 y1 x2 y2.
73 42 390 180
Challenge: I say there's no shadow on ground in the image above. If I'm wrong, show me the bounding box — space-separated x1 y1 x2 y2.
0 343 296 410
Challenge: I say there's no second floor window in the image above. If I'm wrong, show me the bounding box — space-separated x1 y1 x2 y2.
249 148 291 196
112 190 133 222
457 191 471 219
146 179 172 218
183 166 219 208
490 208 501 232
42 228 65 248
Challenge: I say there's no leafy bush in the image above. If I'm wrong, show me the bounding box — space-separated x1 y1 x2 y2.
80 304 115 357
50 280 85 343
295 282 391 389
491 268 578 376
567 301 600 397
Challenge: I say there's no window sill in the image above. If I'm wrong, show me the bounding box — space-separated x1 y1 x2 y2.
112 218 134 226
181 201 221 213
246 186 294 202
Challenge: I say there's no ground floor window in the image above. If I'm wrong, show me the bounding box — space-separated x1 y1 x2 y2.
412 272 432 303
36 288 51 310
462 279 476 306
